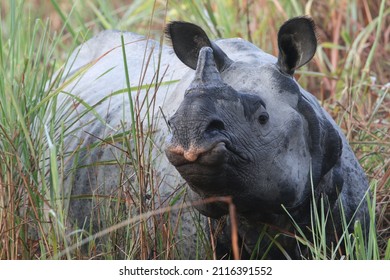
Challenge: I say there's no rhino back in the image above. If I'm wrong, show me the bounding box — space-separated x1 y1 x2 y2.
56 30 195 233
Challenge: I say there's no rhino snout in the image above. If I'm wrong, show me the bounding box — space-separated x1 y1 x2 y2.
165 142 228 167
166 112 229 164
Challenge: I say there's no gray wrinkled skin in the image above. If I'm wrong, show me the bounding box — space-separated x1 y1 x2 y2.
164 18 369 259
56 20 369 259
55 31 203 258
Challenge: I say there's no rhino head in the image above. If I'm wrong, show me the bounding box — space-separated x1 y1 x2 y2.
165 17 342 220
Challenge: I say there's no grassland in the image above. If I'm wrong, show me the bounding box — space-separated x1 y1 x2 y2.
0 0 388 259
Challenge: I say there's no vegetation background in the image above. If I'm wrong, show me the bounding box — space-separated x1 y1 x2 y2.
0 0 388 259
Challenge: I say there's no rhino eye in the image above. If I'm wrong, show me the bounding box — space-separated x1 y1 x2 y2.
258 112 269 124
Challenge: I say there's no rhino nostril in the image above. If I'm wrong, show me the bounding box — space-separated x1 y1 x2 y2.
205 119 225 133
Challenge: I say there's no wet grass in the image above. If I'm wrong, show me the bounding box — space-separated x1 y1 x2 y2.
0 0 388 259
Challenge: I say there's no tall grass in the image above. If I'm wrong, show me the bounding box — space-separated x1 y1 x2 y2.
0 0 388 259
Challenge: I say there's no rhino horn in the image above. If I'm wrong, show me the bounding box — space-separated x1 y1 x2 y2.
188 47 225 91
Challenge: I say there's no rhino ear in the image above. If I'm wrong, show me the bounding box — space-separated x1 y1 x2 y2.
277 16 317 75
165 21 232 71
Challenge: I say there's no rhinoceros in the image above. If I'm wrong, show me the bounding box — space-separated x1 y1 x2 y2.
56 16 369 259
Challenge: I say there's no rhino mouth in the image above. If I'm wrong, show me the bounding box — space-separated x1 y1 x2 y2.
166 140 237 196
166 141 230 168
166 138 251 196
